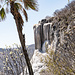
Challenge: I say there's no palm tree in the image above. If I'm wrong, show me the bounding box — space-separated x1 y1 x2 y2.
0 0 38 75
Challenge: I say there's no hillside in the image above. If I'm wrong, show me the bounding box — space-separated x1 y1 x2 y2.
32 1 75 75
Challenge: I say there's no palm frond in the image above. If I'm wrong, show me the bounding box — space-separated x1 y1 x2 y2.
14 3 23 11
0 8 6 20
23 0 38 11
23 8 28 21
14 3 20 10
14 2 28 21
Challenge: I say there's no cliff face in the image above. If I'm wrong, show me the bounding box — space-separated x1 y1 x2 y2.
33 1 75 75
33 19 62 51
33 1 75 52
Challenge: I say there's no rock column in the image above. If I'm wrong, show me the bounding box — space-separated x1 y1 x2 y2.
33 24 42 50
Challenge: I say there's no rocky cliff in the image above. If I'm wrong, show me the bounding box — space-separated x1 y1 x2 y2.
33 1 75 75
33 1 75 52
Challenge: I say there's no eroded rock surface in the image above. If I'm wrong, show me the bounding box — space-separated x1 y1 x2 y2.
33 1 75 75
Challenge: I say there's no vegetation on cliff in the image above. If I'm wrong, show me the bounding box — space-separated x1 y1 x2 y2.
42 1 75 75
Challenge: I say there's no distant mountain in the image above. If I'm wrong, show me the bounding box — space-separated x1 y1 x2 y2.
27 44 35 59
0 48 4 71
0 48 5 52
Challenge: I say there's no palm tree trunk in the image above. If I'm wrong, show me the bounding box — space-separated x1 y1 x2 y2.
10 1 34 75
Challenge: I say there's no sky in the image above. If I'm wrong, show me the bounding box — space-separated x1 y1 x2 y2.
0 0 73 48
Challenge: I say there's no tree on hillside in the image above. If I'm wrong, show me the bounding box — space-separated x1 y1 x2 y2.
0 0 38 75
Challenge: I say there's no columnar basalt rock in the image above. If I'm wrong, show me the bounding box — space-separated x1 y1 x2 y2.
33 25 37 49
33 19 74 52
33 24 42 50
33 19 57 51
43 23 50 43
33 19 50 51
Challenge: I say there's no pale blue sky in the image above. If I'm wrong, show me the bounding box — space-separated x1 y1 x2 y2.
0 0 73 48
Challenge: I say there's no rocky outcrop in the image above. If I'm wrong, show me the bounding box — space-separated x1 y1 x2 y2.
33 1 75 75
33 1 75 52
33 19 61 51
